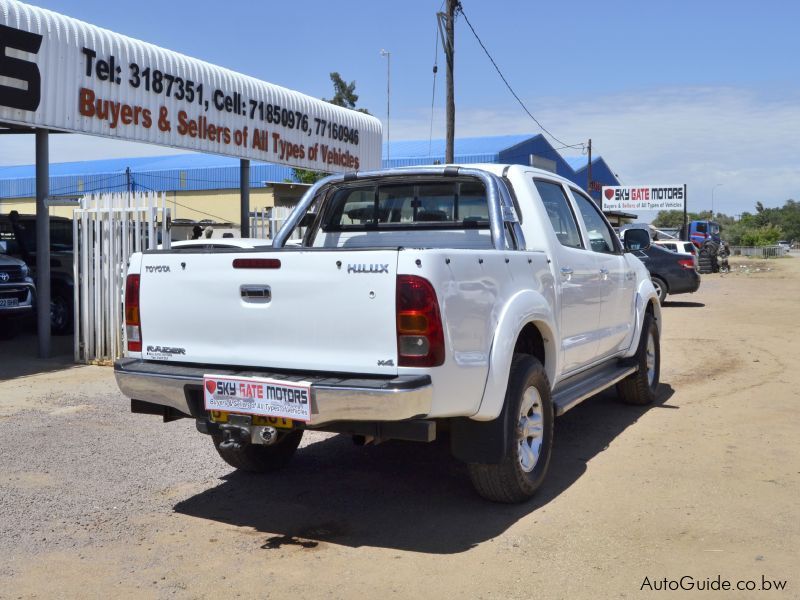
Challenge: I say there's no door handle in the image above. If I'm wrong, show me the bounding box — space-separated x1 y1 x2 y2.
560 267 574 276
599 267 609 280
240 285 271 303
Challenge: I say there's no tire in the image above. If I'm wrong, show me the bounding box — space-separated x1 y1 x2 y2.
50 287 73 335
650 276 668 304
617 313 660 405
468 354 554 503
212 429 303 473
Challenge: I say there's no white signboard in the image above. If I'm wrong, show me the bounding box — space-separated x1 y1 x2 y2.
602 185 686 211
204 374 311 422
0 0 382 172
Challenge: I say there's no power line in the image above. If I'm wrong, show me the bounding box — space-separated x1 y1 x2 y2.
458 4 585 152
428 17 441 156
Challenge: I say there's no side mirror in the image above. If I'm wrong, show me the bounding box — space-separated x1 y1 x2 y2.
298 212 317 228
623 228 651 252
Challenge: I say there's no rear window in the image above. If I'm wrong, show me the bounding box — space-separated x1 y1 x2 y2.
320 180 488 232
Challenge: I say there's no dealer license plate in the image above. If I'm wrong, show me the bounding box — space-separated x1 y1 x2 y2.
0 298 19 307
203 374 311 422
208 411 294 429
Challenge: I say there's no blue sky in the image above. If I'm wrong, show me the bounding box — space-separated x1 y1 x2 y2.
4 0 800 218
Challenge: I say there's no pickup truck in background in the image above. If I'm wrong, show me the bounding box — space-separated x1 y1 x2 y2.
0 245 35 336
115 164 661 503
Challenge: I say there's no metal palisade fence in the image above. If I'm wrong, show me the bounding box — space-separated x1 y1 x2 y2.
73 192 170 363
250 206 304 241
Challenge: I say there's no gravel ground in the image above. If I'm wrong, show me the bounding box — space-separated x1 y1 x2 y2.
1 255 798 599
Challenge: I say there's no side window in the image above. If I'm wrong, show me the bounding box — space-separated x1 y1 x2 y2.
570 189 620 254
533 180 582 249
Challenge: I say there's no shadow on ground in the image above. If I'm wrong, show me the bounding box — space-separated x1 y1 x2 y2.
174 384 675 554
662 301 705 308
0 322 76 380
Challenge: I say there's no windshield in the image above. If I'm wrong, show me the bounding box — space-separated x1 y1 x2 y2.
710 222 720 235
0 217 73 254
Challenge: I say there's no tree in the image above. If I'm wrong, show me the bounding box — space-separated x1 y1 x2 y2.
652 210 712 228
325 72 370 114
290 72 370 184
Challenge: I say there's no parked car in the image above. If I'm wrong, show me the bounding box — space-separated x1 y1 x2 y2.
0 213 74 334
0 243 36 335
777 240 791 253
633 243 701 304
653 239 698 269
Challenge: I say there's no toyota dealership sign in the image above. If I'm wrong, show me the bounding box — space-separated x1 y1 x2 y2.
0 0 382 172
601 185 686 211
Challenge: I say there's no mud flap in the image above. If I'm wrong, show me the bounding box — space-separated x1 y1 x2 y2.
450 410 510 464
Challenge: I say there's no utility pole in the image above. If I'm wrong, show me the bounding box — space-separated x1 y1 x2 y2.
380 49 391 164
438 0 458 163
586 138 592 196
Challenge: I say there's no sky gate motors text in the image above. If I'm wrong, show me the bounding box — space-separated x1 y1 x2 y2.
609 186 685 202
214 380 308 405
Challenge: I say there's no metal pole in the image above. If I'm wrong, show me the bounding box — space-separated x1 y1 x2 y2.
35 129 50 358
240 159 250 237
380 49 391 164
587 138 592 196
683 183 688 237
445 0 456 163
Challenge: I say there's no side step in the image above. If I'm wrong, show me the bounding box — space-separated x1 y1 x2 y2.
552 361 637 416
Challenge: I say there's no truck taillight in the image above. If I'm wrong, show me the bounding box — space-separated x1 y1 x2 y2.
678 259 695 270
396 275 445 367
125 274 141 352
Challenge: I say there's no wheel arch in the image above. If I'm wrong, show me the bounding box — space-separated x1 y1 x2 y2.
473 290 557 422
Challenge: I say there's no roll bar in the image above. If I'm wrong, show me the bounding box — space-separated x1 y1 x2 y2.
272 167 525 250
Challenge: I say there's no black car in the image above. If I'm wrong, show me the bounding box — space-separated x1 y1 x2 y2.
633 243 701 304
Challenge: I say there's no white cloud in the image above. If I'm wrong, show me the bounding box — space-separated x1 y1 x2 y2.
390 86 800 216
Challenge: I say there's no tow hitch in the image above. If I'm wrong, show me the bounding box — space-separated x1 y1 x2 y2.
200 413 281 449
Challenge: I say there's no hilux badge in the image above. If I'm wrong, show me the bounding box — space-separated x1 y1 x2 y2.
347 263 389 274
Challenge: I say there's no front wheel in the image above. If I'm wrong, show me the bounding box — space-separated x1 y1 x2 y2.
212 429 303 473
617 313 660 405
468 354 554 503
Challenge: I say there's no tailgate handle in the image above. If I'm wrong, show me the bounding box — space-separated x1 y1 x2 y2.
240 285 271 303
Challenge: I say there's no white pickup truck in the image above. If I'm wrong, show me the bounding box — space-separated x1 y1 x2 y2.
115 164 660 503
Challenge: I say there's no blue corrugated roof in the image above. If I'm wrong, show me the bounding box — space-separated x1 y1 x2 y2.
383 134 533 159
563 156 588 171
0 134 620 200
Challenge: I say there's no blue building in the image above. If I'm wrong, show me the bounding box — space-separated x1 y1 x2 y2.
0 133 621 222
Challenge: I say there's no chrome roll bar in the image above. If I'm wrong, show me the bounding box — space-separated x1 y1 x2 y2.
272 166 521 251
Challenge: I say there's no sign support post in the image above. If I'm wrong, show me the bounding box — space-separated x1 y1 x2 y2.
35 128 50 358
683 183 688 237
240 159 250 238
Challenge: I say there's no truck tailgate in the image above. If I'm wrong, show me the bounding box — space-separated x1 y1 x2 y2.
138 250 400 376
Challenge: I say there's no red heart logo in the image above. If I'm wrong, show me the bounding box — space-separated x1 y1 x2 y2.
604 188 615 200
205 380 216 394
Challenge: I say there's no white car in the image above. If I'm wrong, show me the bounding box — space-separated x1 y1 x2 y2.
653 239 698 269
116 164 661 503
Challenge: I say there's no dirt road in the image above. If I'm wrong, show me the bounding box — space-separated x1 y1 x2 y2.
1 256 798 599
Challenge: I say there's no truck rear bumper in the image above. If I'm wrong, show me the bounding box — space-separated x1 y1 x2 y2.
114 358 433 426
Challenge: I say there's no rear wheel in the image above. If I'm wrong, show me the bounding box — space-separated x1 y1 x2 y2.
650 276 667 304
212 430 303 473
468 354 554 503
617 313 660 405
